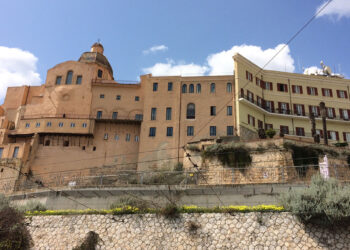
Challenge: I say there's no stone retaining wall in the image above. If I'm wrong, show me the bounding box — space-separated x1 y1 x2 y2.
26 213 350 249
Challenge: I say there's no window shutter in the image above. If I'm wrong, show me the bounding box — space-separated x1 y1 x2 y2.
302 128 305 136
307 87 311 95
241 88 244 97
292 85 295 93
248 114 250 124
327 131 331 139
271 101 275 112
278 102 281 113
345 91 348 99
293 104 297 114
332 108 336 117
322 88 325 96
252 93 254 102
344 132 347 141
302 105 305 116
336 131 339 141
317 107 320 116
337 90 340 98
340 109 343 119
315 88 318 95
330 89 333 97
320 130 324 138
285 84 288 92
286 103 290 113
261 81 266 89
246 71 248 80
308 105 312 114
277 83 280 91
262 99 266 108
253 117 255 127
300 86 303 94
348 110 350 118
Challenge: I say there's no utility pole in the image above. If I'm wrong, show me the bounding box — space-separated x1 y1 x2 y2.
319 102 328 145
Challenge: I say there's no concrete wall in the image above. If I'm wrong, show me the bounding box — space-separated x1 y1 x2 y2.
25 213 350 249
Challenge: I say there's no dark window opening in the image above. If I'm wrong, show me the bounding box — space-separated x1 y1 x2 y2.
116 95 121 100
66 71 73 84
135 96 140 101
93 146 96 151
45 140 50 146
210 106 216 116
112 112 118 119
189 84 194 93
186 103 195 119
166 127 173 137
151 108 157 120
153 82 158 91
210 126 216 136
168 82 173 91
98 69 103 78
149 127 156 137
182 84 187 93
210 83 215 93
187 126 194 136
56 76 62 85
63 141 69 147
82 146 86 150
76 75 82 84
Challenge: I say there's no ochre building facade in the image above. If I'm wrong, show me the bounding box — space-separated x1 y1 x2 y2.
0 43 349 192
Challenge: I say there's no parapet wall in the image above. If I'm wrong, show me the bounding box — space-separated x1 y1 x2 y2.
26 213 350 249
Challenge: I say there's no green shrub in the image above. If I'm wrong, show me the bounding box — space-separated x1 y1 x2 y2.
173 162 183 172
334 142 349 147
73 231 99 250
202 143 252 171
110 196 149 211
0 207 31 249
18 201 46 213
266 129 276 138
142 171 185 185
280 174 350 226
186 144 201 152
258 129 266 139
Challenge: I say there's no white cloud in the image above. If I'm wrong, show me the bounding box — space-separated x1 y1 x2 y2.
143 59 208 76
0 46 41 102
143 44 295 76
143 45 168 55
208 44 295 75
316 0 350 19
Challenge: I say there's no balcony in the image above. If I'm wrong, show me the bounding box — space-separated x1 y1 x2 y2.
239 94 350 122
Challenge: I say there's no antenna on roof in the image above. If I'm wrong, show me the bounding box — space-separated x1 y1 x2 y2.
97 38 101 43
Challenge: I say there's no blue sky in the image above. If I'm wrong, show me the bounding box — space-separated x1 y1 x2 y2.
0 0 349 101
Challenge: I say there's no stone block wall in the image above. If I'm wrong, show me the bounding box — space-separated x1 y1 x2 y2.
26 213 350 249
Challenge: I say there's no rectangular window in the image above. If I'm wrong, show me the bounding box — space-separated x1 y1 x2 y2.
12 147 19 158
116 95 121 100
149 127 156 137
277 83 288 92
210 106 216 116
115 135 119 141
296 127 305 136
151 108 156 120
309 105 320 117
307 87 318 96
246 71 253 81
256 77 261 86
328 131 338 141
337 90 348 99
265 82 273 90
279 102 289 114
248 114 255 127
265 123 273 130
166 127 173 137
36 122 40 127
46 122 52 127
25 123 30 128
294 104 304 116
104 133 108 140
247 90 254 102
112 112 118 119
227 126 234 136
153 82 158 91
322 88 333 97
280 125 289 135
166 107 172 120
265 101 273 112
257 96 262 107
135 114 143 121
341 109 349 120
70 123 75 128
0 148 3 159
135 96 140 101
135 135 139 142
76 75 82 84
126 133 130 141
59 122 64 127
96 111 103 119
327 107 335 118
292 85 303 94
316 129 324 139
187 126 194 136
227 106 232 116
100 94 105 99
168 82 173 91
210 126 216 136
82 123 87 128
226 82 232 93
344 132 350 142
56 76 62 85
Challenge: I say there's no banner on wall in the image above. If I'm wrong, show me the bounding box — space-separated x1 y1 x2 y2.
319 155 329 179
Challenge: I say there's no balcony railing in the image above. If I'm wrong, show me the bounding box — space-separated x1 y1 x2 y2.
240 94 350 122
20 113 143 122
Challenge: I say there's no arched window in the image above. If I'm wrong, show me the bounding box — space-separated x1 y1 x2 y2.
189 84 194 93
66 71 73 84
210 83 215 93
98 69 103 78
196 83 201 93
227 82 232 93
182 84 187 93
186 103 195 119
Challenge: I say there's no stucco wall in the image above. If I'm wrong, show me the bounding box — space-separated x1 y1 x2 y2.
25 213 350 249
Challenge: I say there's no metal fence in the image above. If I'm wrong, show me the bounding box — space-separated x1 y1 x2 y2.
1 164 348 193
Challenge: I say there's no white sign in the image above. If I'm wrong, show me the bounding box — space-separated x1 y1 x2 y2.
319 155 329 179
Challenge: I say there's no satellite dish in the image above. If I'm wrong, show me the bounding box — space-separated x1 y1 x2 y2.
320 61 332 75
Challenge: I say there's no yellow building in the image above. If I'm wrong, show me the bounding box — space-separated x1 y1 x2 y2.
0 43 349 191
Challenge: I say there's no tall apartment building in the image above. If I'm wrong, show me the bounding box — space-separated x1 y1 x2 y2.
0 43 349 191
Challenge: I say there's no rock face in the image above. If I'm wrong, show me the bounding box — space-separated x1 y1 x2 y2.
26 213 350 249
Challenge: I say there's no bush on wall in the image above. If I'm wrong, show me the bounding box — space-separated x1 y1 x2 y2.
202 143 252 171
280 174 350 226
